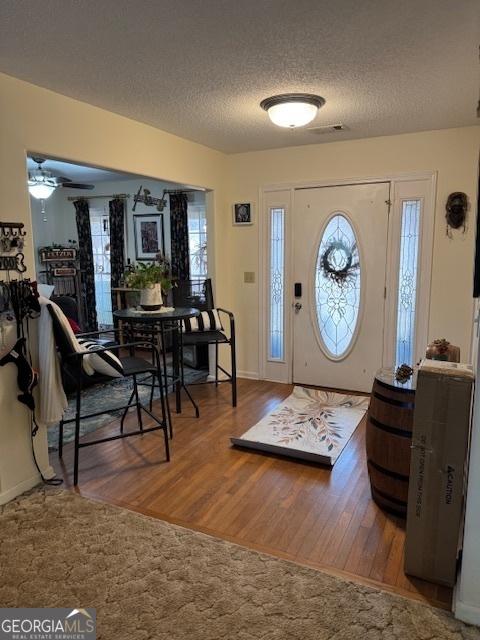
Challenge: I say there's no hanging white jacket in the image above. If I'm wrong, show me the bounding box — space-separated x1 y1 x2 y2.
37 296 68 425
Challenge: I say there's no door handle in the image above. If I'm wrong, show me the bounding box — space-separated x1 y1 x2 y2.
294 302 302 312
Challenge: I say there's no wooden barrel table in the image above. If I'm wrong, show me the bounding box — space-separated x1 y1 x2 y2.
366 368 416 517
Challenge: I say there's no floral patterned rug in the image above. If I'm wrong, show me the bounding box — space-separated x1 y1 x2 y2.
231 386 369 466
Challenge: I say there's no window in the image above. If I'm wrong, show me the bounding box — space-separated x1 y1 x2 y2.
188 204 207 279
90 207 112 329
269 207 285 360
314 213 361 359
395 199 421 365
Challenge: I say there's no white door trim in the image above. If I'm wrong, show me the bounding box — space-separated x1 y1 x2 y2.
259 171 437 384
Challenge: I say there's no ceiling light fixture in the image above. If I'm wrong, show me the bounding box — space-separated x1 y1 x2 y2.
260 93 325 128
28 169 57 199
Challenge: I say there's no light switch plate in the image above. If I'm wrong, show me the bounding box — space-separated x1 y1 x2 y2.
244 271 255 283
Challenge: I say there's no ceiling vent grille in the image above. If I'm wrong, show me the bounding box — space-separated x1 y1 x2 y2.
307 124 348 134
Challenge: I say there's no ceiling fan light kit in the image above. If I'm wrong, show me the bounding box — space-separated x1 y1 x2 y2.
27 157 95 199
28 179 56 200
260 93 325 128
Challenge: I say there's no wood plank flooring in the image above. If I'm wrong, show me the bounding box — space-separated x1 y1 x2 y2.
53 378 452 610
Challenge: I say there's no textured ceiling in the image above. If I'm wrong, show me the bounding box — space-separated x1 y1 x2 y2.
2 0 479 153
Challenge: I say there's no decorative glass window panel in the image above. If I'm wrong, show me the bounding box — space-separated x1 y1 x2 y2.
188 204 207 279
315 214 361 358
90 207 113 329
269 207 285 360
395 199 421 365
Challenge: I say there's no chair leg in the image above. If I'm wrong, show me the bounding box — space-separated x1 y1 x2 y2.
149 372 155 411
58 420 64 458
163 422 170 462
231 338 237 408
133 374 143 432
120 387 136 434
215 342 219 387
160 325 173 438
73 367 82 486
154 347 171 457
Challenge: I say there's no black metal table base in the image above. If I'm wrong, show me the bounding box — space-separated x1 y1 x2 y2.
118 313 201 436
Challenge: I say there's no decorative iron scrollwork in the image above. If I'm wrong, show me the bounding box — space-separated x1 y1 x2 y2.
0 222 28 274
0 253 27 273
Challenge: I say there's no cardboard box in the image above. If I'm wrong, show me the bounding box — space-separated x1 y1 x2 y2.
404 360 474 586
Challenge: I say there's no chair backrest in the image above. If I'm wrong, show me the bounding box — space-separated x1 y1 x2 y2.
173 278 214 311
46 303 100 390
47 303 77 360
51 295 80 325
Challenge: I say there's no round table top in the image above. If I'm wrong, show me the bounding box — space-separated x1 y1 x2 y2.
113 307 200 323
375 366 417 393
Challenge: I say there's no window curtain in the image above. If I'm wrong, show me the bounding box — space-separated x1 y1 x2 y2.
109 197 125 313
170 193 190 281
73 198 98 332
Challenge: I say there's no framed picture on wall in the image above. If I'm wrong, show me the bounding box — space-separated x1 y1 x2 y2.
233 202 253 226
133 214 165 260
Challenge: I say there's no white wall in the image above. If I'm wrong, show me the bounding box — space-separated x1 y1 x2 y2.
456 336 480 624
0 72 226 504
220 127 480 378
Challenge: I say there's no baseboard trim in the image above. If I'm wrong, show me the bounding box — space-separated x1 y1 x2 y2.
207 371 259 381
238 370 259 380
0 465 55 506
0 473 41 506
454 598 480 625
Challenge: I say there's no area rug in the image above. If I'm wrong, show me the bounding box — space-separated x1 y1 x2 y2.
231 386 369 465
0 488 478 640
47 364 207 451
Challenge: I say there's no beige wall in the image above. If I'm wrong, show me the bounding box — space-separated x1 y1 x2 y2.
0 73 227 502
223 127 480 376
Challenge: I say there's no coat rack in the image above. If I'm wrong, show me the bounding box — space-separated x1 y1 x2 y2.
0 222 27 273
0 221 39 326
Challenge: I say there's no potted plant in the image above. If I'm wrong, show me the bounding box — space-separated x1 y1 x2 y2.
125 254 173 311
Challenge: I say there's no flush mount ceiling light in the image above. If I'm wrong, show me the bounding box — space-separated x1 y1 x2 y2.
260 93 325 128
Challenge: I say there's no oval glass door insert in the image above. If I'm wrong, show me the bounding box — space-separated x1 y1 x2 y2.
314 213 361 358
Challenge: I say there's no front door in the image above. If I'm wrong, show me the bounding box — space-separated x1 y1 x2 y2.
293 183 390 392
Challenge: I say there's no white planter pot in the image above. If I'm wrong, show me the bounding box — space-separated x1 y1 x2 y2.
140 284 163 310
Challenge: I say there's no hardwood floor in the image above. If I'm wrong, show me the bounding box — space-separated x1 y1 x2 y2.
53 378 452 610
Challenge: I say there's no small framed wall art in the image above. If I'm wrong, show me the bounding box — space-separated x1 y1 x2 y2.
133 213 165 260
233 202 253 226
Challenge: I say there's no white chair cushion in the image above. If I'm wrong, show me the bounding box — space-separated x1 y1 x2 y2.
183 310 223 333
77 339 124 378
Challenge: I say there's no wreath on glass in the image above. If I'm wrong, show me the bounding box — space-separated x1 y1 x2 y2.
321 239 359 286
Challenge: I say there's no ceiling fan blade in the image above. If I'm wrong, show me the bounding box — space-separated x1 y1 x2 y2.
61 183 95 190
56 176 73 184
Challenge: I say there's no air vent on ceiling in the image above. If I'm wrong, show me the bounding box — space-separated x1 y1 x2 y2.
307 124 348 134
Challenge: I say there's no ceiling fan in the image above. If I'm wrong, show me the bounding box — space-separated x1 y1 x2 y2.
28 157 95 199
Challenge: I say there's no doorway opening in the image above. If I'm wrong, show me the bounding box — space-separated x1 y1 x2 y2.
261 175 435 390
27 155 209 332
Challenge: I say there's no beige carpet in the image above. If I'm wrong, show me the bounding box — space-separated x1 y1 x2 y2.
0 488 478 640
